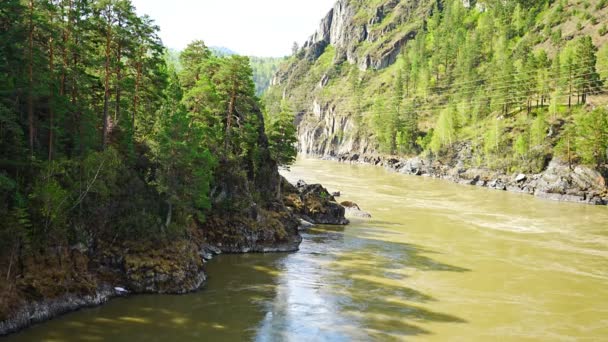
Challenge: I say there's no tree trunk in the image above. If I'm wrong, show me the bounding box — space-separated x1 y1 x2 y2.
6 246 15 282
276 176 282 201
101 23 112 149
27 0 35 156
49 35 55 161
165 201 172 231
133 59 142 133
115 45 121 122
225 79 237 149
60 0 72 96
114 17 122 123
568 70 573 108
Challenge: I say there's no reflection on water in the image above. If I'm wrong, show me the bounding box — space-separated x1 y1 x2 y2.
255 226 468 341
7 158 608 341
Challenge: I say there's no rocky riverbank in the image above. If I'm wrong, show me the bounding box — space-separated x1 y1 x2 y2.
0 178 349 337
331 149 608 206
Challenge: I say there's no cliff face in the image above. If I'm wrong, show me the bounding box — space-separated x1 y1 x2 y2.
269 0 434 159
294 0 429 71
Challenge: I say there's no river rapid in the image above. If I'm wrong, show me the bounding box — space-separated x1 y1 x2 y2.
7 158 608 341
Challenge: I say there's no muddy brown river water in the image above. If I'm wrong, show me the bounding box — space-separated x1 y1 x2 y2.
7 158 608 341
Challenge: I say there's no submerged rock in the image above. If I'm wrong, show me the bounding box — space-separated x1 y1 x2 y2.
298 218 315 230
114 287 128 294
341 201 372 218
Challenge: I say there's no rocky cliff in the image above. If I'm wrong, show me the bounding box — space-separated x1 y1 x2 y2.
264 0 608 206
268 0 435 159
292 0 431 71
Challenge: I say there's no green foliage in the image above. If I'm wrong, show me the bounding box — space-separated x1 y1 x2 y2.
430 107 458 154
250 56 287 95
483 118 505 163
0 1 278 264
514 133 529 161
152 98 216 227
598 45 608 83
572 108 608 167
267 101 298 169
530 112 549 148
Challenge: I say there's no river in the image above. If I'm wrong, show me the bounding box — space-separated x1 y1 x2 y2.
7 158 608 341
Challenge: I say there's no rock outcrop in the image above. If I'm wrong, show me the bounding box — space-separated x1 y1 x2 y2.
290 0 432 72
341 201 373 218
283 179 349 225
0 239 208 336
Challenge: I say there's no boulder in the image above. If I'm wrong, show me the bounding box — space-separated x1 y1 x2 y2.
299 184 349 225
340 201 372 218
283 181 349 225
533 160 606 204
298 218 315 230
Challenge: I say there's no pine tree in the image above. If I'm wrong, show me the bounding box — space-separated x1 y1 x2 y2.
267 101 298 169
573 108 608 167
430 106 458 154
598 44 608 84
573 36 601 104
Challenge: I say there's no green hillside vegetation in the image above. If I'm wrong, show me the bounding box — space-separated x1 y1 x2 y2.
250 56 287 95
265 0 608 173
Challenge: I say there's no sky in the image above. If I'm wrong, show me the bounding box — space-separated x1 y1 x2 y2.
130 0 336 57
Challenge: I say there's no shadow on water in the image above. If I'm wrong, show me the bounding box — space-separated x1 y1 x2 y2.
8 225 469 342
8 253 290 342
253 225 469 341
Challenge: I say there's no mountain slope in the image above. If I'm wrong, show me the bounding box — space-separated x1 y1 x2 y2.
265 0 608 168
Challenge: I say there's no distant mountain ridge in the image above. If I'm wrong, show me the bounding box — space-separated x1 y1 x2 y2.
210 46 238 57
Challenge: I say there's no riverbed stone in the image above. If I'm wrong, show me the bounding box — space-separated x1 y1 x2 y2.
340 201 372 218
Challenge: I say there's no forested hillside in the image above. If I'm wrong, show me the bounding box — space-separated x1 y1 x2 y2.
250 56 287 95
0 0 299 326
266 0 608 174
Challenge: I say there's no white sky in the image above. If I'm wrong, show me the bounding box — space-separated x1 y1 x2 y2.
130 0 336 57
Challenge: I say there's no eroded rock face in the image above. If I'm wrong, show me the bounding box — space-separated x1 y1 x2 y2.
282 178 349 225
297 0 431 72
532 161 607 204
0 239 209 336
200 208 302 254
0 287 116 336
